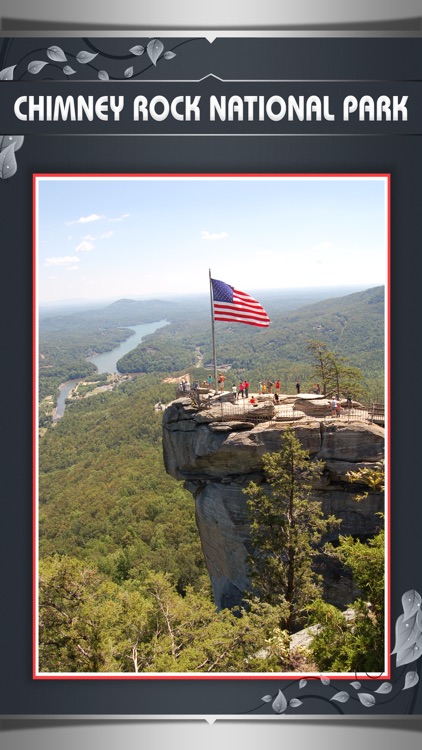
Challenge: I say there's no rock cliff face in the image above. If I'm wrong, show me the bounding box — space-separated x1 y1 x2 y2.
162 396 384 610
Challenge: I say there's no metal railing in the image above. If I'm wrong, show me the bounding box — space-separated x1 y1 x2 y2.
186 394 385 426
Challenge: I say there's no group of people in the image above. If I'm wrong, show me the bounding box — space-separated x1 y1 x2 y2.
257 379 281 395
231 379 250 399
177 379 191 394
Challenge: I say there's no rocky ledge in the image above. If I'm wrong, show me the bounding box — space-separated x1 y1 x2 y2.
162 396 384 610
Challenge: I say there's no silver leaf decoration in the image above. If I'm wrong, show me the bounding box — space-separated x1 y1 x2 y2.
350 681 361 689
289 699 303 708
374 682 392 694
76 51 98 64
320 677 330 685
403 671 419 690
396 637 422 667
402 590 422 621
261 695 272 703
0 65 16 80
0 135 24 151
272 689 287 714
63 66 76 76
124 66 134 79
299 679 307 689
47 46 67 62
392 613 417 655
129 45 144 56
98 70 109 81
0 144 17 179
147 38 164 66
357 693 376 708
28 61 49 75
164 51 176 60
330 691 350 703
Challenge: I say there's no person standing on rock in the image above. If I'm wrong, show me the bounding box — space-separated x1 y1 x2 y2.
238 381 245 399
296 381 301 394
258 382 262 394
331 396 338 417
232 383 237 398
218 373 226 391
244 379 249 398
275 379 280 393
207 374 212 390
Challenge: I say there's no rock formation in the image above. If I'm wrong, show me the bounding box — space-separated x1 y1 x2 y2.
162 395 384 611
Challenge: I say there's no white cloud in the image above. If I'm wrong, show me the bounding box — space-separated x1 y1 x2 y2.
66 213 105 226
100 230 114 239
201 230 229 241
108 213 129 222
66 266 79 271
44 256 79 266
76 239 95 253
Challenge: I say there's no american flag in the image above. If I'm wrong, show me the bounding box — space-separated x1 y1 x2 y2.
211 278 270 327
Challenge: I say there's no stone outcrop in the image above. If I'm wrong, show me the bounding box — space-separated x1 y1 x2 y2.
162 396 384 610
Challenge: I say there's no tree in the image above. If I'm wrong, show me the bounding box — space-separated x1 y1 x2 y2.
244 428 339 632
307 339 365 398
309 464 385 672
39 555 292 673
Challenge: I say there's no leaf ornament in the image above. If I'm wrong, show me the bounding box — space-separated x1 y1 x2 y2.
76 51 98 64
129 45 144 56
289 699 303 708
164 51 176 60
330 691 350 703
147 39 164 66
0 144 17 179
403 671 419 691
28 61 48 75
358 693 376 708
261 695 272 703
47 46 67 62
402 590 422 621
392 590 422 666
63 66 76 76
374 682 392 694
272 689 287 714
0 65 16 80
0 135 24 151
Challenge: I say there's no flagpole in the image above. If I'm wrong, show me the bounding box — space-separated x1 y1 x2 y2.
209 269 218 394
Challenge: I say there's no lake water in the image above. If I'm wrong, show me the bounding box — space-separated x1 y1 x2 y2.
87 320 168 374
53 320 168 419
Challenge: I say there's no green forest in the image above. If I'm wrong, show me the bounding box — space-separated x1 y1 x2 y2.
38 285 385 673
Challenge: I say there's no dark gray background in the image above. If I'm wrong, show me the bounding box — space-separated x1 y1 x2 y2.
2 0 422 747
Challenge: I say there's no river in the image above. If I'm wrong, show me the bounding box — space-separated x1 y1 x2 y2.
53 319 168 419
87 319 168 374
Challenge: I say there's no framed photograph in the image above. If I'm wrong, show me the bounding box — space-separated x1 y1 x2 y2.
1 30 422 718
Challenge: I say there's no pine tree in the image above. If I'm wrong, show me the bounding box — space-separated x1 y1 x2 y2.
307 339 365 398
244 428 339 632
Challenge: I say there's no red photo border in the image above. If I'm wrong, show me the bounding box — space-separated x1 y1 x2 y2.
33 172 391 681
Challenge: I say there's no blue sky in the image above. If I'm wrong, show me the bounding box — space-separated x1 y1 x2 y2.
36 175 388 303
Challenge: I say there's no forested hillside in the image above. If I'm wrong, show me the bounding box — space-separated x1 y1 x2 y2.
116 286 384 399
37 285 385 672
38 375 292 672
